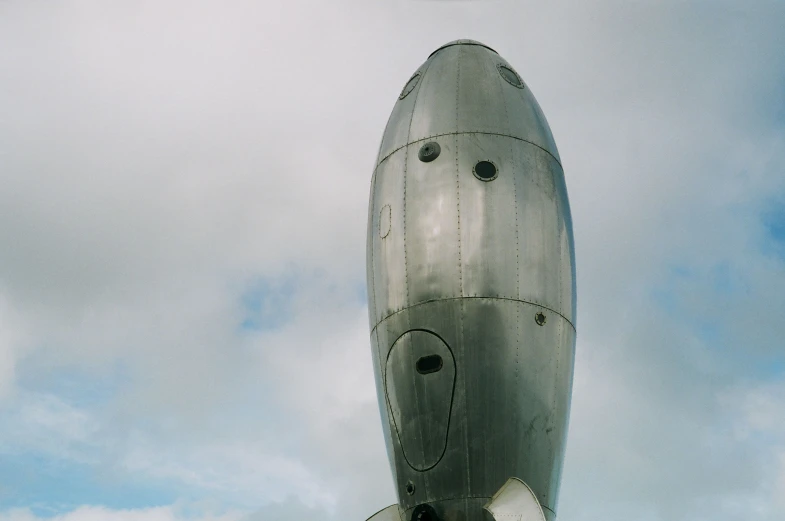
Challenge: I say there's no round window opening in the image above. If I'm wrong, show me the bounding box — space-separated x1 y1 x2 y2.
399 73 420 99
473 160 498 181
411 504 437 521
498 64 524 88
418 142 441 162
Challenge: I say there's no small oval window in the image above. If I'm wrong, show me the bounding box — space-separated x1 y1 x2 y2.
498 64 524 88
380 204 391 238
399 73 420 99
416 354 443 375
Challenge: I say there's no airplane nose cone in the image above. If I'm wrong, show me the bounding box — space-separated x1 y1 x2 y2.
376 40 560 167
428 39 498 58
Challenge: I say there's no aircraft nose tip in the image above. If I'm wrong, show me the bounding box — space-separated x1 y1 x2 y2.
429 39 498 58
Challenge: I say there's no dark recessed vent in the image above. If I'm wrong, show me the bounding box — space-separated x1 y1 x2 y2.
416 355 443 375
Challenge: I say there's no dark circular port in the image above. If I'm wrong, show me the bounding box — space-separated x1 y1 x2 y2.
418 142 441 162
535 312 546 326
416 355 443 375
406 482 416 495
473 160 497 181
399 73 420 99
498 64 524 88
411 504 438 521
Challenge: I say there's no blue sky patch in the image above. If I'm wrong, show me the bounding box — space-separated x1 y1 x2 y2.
239 276 298 331
0 454 178 516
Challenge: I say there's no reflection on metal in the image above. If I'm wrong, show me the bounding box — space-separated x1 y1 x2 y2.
366 505 404 521
484 477 547 521
366 39 576 521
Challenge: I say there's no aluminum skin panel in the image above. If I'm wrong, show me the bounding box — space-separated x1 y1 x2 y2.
370 135 575 329
455 44 511 137
407 47 459 151
496 56 561 164
375 44 559 168
377 65 428 164
404 137 462 306
509 141 575 324
370 299 573 521
370 149 407 326
455 133 519 300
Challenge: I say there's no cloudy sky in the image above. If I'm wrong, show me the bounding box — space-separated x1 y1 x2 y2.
1 1 784 520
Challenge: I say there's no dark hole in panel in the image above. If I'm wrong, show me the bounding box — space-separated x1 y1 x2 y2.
416 354 443 375
474 160 497 181
535 312 546 326
412 504 438 521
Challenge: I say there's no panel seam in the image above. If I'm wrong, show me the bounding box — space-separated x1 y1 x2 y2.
377 131 562 168
401 58 434 316
455 44 471 503
497 53 521 393
371 296 576 334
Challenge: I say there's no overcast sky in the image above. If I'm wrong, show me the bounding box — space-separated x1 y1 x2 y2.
1 1 784 521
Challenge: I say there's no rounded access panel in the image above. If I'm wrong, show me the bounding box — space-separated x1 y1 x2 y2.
385 330 456 471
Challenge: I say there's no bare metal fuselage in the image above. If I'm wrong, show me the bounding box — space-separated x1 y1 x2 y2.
366 40 576 521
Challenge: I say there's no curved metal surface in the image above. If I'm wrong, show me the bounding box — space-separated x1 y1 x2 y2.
376 43 561 167
366 40 575 521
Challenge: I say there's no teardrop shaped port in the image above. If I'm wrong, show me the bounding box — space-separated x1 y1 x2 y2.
416 354 443 375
